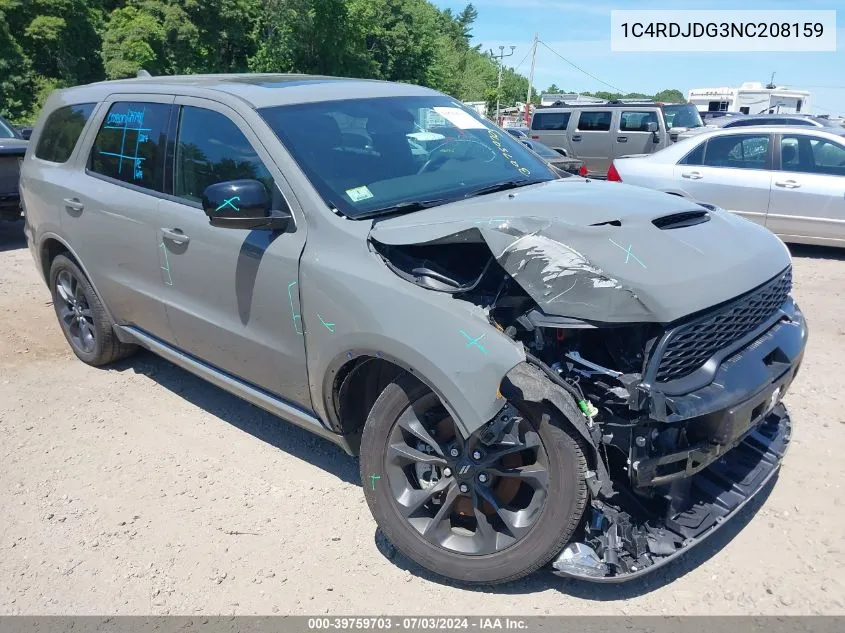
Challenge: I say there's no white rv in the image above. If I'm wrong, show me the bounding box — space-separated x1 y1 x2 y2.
688 82 812 115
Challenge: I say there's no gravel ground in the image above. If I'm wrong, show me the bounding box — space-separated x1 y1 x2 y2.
1 219 844 616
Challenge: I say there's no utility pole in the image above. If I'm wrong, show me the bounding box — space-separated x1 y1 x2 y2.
489 45 515 125
525 33 539 126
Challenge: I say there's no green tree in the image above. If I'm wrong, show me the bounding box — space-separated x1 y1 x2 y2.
654 88 685 103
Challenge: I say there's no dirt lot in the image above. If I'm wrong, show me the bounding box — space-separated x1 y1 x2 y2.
1 218 844 615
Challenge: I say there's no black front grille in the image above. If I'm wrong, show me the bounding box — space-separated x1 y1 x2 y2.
655 267 792 383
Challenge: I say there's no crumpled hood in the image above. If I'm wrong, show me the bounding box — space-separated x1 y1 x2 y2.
369 179 792 324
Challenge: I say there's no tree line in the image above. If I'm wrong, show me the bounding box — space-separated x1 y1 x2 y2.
0 0 684 123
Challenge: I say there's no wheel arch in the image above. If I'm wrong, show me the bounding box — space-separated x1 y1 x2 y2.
39 233 122 337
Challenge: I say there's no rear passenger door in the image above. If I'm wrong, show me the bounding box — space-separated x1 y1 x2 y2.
69 95 176 342
616 110 660 157
766 133 845 243
529 111 571 154
156 97 311 409
672 132 774 225
571 110 613 175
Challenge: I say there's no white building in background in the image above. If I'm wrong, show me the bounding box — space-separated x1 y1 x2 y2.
688 82 812 115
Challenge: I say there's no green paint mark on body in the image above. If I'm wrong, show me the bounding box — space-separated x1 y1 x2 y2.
317 314 336 333
159 242 173 286
287 281 302 334
369 474 381 490
459 329 487 355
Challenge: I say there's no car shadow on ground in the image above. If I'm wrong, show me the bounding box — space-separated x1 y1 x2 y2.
374 475 777 599
109 350 361 486
789 243 845 261
0 219 25 252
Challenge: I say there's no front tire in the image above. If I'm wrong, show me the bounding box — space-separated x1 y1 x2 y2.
49 254 137 366
360 374 588 584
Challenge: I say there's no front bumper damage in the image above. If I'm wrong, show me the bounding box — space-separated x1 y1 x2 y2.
502 296 807 582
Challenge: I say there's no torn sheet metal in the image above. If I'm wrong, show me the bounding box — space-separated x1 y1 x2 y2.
369 179 792 324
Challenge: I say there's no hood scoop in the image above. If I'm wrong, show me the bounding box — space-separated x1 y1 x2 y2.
652 210 710 230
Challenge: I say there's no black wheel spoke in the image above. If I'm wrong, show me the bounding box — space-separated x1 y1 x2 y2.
57 274 74 305
496 508 533 541
473 507 499 555
396 409 444 457
478 431 540 467
387 442 447 467
80 307 93 319
422 483 460 540
59 306 75 325
488 464 549 490
396 477 450 518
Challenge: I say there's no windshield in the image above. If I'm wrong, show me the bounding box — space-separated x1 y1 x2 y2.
259 96 555 218
524 140 560 159
663 104 704 129
0 117 17 139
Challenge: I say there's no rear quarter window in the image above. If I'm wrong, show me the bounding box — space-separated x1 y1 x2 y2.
531 112 571 131
34 103 96 163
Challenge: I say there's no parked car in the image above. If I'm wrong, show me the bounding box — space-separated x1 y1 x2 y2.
720 114 842 129
609 125 845 247
518 138 584 175
529 102 704 176
22 74 806 584
505 127 530 139
0 114 28 221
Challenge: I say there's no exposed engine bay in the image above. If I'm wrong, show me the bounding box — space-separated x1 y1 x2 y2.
372 233 805 580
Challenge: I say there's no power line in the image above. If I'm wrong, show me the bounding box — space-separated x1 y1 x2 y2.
513 48 532 73
538 40 624 93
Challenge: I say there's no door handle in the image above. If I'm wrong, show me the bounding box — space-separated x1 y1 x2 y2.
617 136 628 143
681 171 703 180
571 135 582 142
161 228 190 245
775 180 801 189
63 197 84 212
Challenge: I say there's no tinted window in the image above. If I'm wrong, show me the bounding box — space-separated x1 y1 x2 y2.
678 142 705 165
174 106 274 203
89 102 169 191
577 111 611 132
620 111 658 132
0 116 17 139
703 134 770 170
35 103 96 163
260 96 553 219
780 135 845 177
663 104 703 129
531 112 571 131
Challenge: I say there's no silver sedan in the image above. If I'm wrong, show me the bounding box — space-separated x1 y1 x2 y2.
609 125 845 247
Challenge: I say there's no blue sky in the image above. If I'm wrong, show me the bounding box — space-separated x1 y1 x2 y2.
433 0 845 115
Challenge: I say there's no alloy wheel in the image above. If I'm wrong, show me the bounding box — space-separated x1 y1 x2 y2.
384 395 549 556
55 269 97 354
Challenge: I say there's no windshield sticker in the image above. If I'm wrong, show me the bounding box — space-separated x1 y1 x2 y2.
487 130 531 176
345 186 374 203
433 107 486 130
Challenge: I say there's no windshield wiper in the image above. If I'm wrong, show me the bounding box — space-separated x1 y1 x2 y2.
463 179 545 199
357 198 449 219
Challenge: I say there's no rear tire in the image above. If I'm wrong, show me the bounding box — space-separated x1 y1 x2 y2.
49 254 137 366
360 374 588 584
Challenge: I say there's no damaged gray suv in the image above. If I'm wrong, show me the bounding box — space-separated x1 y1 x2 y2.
21 74 807 584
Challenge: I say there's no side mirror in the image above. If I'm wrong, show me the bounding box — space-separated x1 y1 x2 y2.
646 121 659 133
202 180 291 231
19 128 32 140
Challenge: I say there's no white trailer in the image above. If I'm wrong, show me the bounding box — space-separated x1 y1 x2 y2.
688 82 812 115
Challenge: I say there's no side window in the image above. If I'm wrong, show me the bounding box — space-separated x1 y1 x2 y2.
35 103 96 163
531 112 571 131
702 134 770 170
619 111 658 132
780 136 801 171
89 102 170 191
576 111 611 132
174 106 274 203
781 135 845 177
678 142 705 166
